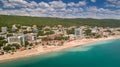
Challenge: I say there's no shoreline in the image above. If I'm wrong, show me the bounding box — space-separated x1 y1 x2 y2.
0 35 120 63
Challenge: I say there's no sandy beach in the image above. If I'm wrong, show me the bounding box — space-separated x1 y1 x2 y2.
0 35 120 63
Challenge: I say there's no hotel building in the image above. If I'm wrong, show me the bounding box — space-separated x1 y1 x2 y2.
75 28 83 38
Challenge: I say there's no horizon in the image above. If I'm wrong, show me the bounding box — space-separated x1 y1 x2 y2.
0 0 120 19
1 14 120 20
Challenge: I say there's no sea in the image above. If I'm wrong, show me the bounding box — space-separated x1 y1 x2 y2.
0 39 120 67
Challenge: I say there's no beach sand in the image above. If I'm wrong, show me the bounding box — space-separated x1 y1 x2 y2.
0 35 120 63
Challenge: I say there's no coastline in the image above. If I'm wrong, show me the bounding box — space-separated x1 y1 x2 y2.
0 35 120 63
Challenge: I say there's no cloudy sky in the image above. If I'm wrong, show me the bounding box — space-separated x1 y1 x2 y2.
0 0 120 19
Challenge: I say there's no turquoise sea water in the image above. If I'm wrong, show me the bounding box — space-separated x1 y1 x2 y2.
0 39 120 67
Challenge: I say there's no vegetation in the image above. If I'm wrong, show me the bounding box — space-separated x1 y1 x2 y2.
0 37 5 40
23 31 32 34
84 29 92 36
0 37 7 49
0 15 120 28
41 36 69 41
0 41 4 48
42 38 53 41
67 28 75 34
37 31 44 36
54 36 69 40
3 46 11 52
3 43 20 52
24 41 29 47
12 43 20 49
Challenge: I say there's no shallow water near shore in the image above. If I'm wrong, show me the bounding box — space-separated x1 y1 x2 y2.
0 39 120 67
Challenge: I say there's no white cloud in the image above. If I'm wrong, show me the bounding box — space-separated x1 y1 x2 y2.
67 2 76 7
0 0 120 19
91 0 96 3
1 0 29 8
86 6 120 19
39 2 50 8
49 1 66 9
77 1 86 6
9 0 27 3
67 1 86 7
105 0 120 8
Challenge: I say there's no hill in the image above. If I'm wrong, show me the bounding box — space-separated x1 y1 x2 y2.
0 15 120 28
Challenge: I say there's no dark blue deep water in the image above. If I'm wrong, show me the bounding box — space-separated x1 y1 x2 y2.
0 39 120 67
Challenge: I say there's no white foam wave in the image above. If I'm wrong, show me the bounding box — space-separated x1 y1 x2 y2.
65 39 117 52
65 46 93 52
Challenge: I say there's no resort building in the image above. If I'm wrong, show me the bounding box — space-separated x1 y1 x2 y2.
32 25 37 29
12 24 18 32
26 33 37 42
0 34 7 38
43 26 51 30
27 27 32 32
91 27 99 33
33 29 39 33
75 28 83 38
7 35 26 45
1 27 7 33
7 36 21 44
19 35 26 45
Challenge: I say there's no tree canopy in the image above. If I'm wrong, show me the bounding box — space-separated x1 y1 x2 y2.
0 15 120 28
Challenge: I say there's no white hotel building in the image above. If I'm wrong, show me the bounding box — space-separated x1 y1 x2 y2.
7 33 37 45
75 28 83 38
7 35 26 45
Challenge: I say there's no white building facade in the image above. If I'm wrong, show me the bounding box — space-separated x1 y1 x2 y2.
1 27 7 33
75 28 83 38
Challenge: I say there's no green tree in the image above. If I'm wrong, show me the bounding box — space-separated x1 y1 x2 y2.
0 40 7 48
37 31 44 36
29 43 33 46
3 46 11 52
42 38 52 41
95 34 101 38
0 43 3 49
67 28 75 34
0 15 120 28
0 37 5 40
12 43 20 49
84 29 92 36
44 31 54 35
54 36 69 40
44 28 50 31
24 41 29 47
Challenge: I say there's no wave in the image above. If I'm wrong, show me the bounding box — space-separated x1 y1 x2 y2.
64 39 118 52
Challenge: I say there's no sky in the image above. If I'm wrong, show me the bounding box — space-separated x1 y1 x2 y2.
0 0 120 19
